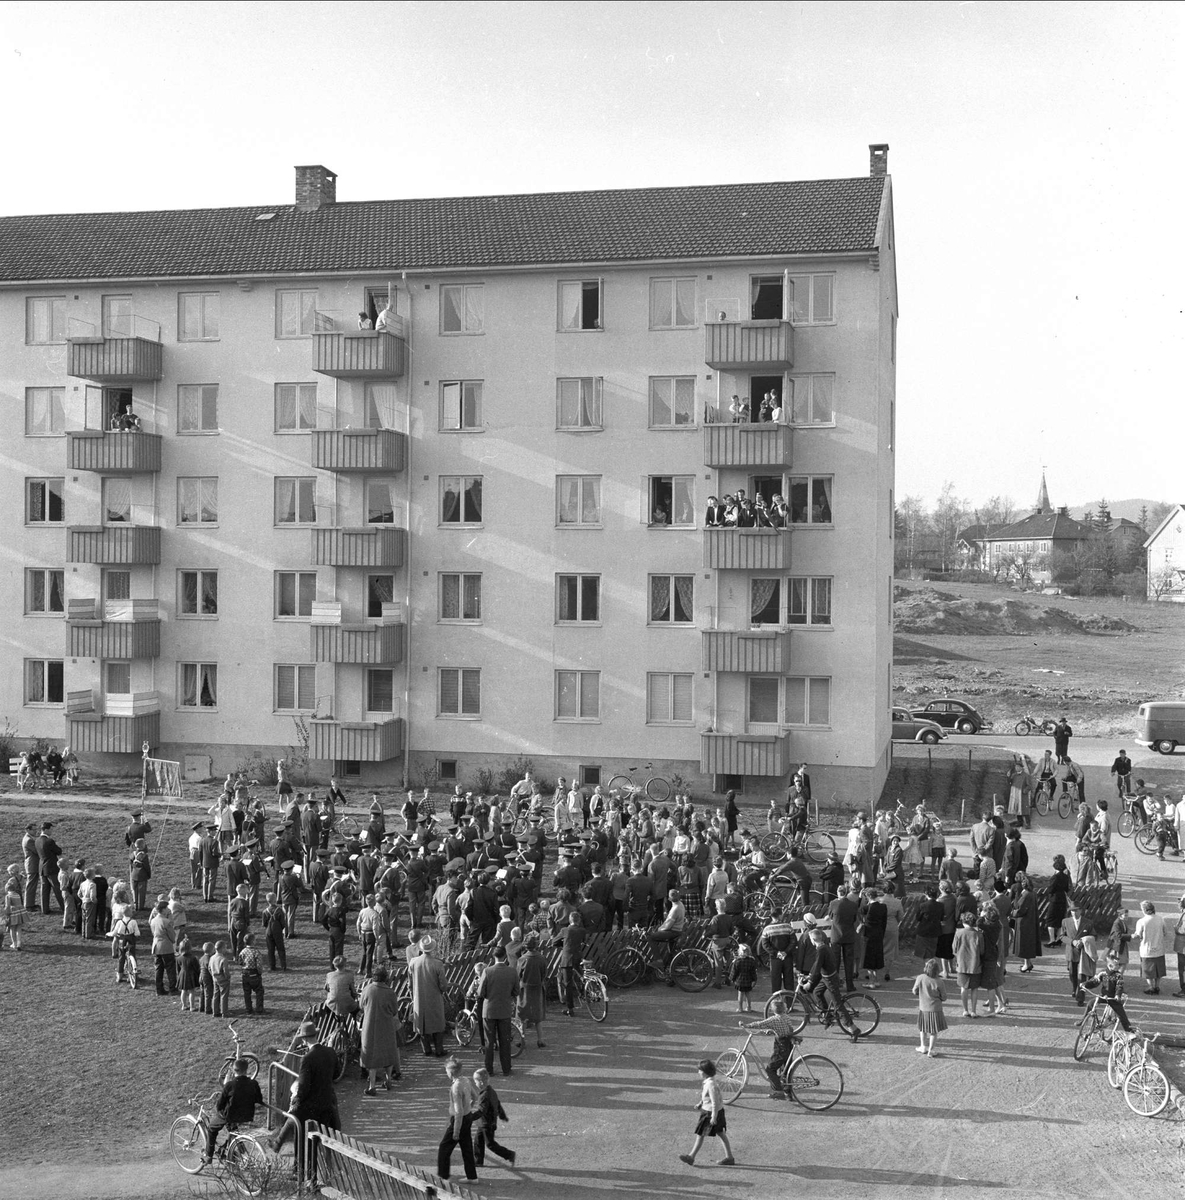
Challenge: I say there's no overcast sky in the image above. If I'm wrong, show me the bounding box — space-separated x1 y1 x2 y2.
2 1 1180 510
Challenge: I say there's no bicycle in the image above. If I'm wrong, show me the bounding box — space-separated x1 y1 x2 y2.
559 961 609 1022
1119 1033 1170 1117
1033 780 1072 820
604 939 714 992
217 1020 262 1084
759 817 836 865
1014 714 1057 736
169 1090 272 1196
1071 991 1118 1061
606 763 671 803
453 1001 527 1056
323 1011 362 1082
764 979 881 1042
714 1029 843 1111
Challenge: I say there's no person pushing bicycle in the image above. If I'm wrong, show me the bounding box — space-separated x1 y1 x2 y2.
739 996 802 1099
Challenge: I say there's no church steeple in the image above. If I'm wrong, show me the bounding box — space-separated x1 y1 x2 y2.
1036 471 1051 515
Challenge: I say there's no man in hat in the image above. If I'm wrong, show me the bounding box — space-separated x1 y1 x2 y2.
35 822 63 915
242 841 263 916
818 851 844 903
409 934 450 1056
330 839 351 872
269 1021 340 1153
199 823 222 902
301 802 322 876
356 842 379 899
277 860 302 938
125 810 152 848
130 848 153 914
188 821 204 889
405 848 431 929
225 845 248 910
554 848 582 897
433 871 462 935
476 945 519 1077
307 850 330 924
467 871 500 947
21 824 39 913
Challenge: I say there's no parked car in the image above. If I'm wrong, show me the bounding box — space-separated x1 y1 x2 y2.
908 698 992 735
1135 701 1185 755
891 709 947 744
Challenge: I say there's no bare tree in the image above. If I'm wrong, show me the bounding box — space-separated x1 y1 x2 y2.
1148 566 1182 601
975 495 1017 527
932 482 969 573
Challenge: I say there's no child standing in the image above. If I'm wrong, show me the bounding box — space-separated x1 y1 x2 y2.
726 942 759 1011
199 941 215 1013
178 939 200 1010
4 872 25 950
679 1059 734 1167
912 957 947 1057
472 1067 516 1168
209 939 232 1017
168 887 188 947
929 820 947 878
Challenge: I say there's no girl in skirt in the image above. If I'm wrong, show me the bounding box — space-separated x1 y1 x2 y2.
912 957 948 1057
679 1060 734 1167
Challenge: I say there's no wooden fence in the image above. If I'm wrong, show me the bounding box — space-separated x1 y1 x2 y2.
308 1124 484 1199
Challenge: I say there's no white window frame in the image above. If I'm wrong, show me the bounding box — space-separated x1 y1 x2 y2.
784 675 832 727
649 277 697 330
647 475 695 528
104 570 132 602
26 477 64 524
440 380 483 432
178 477 218 525
787 576 833 627
366 574 396 620
104 660 132 695
178 569 218 619
275 289 318 339
26 296 66 345
178 292 220 342
556 574 601 624
788 274 835 325
648 574 694 625
439 284 484 335
648 376 696 429
788 474 834 526
556 378 603 431
25 387 66 436
275 383 318 433
557 279 602 331
275 477 318 526
555 669 600 722
179 661 219 710
367 668 396 715
177 385 219 434
439 573 483 623
438 667 481 719
366 480 396 525
275 571 316 619
440 476 483 526
556 475 602 527
25 568 65 616
102 294 132 338
787 374 835 426
275 664 316 713
102 477 132 525
646 672 693 725
24 658 64 706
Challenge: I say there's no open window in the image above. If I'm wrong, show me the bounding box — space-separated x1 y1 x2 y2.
559 280 602 331
750 276 783 320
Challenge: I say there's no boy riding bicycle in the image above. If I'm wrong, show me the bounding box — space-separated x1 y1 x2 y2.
806 928 845 1025
739 996 802 1099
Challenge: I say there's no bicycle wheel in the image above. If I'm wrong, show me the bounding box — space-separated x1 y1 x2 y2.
714 1049 749 1104
607 775 633 796
510 1019 525 1058
240 1053 260 1081
454 1011 476 1047
767 876 800 908
1124 1063 1170 1117
1057 793 1072 820
1035 790 1050 817
127 953 139 989
837 993 881 1038
760 832 790 863
1107 1035 1132 1089
1134 824 1158 856
1117 811 1134 838
1072 1014 1102 1062
645 776 672 802
605 946 645 988
669 948 712 992
337 816 360 837
326 1029 348 1081
1014 721 1033 736
763 989 808 1034
1041 720 1058 736
802 830 835 863
744 892 774 923
788 1054 844 1111
224 1135 270 1197
170 1115 207 1174
583 977 608 1023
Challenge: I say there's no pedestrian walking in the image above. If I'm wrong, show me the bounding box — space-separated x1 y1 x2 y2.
472 1068 516 1168
360 966 402 1094
912 957 948 1057
437 1057 479 1183
1134 900 1168 994
679 1059 734 1167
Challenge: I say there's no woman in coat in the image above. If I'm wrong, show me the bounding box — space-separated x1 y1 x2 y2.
1044 855 1072 946
359 965 402 1094
409 935 450 1056
1010 873 1042 971
1001 828 1029 887
324 956 359 1019
516 932 548 1047
882 836 906 900
952 912 984 1017
914 885 943 962
860 888 887 989
936 881 958 979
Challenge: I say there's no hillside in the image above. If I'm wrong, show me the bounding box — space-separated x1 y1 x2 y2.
1064 497 1168 524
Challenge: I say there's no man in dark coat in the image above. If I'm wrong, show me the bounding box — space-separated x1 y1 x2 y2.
269 1022 339 1152
554 913 585 1015
199 825 222 902
476 946 519 1076
827 885 860 992
21 823 39 912
1053 717 1073 765
35 822 63 914
125 810 152 847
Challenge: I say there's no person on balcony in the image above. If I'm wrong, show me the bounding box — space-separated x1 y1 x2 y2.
375 301 398 334
357 310 373 330
704 496 725 527
728 394 748 423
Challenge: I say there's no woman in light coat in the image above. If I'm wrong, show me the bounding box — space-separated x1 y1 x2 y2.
359 965 402 1094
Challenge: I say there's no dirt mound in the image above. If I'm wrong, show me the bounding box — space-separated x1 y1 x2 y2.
893 587 1135 636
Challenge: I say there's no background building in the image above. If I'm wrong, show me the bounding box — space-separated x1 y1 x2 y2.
1144 504 1185 602
1 147 897 803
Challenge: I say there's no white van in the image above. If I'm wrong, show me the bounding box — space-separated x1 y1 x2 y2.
1135 702 1185 755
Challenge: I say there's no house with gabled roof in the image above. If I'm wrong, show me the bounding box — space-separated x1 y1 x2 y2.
1144 504 1185 602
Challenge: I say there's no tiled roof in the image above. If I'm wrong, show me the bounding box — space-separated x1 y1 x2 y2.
0 178 887 283
984 511 1092 542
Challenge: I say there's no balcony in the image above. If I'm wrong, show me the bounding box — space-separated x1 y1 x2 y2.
68 525 161 565
67 430 162 473
311 623 406 665
310 717 404 763
312 429 406 473
703 528 790 570
704 320 793 370
702 629 792 674
700 731 791 777
66 710 160 755
67 337 163 383
312 331 406 379
311 526 405 568
703 422 792 469
67 599 161 659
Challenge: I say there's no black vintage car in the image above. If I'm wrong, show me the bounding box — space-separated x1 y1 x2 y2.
908 698 991 735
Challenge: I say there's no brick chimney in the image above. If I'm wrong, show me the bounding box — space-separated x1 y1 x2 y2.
295 165 337 211
869 144 889 178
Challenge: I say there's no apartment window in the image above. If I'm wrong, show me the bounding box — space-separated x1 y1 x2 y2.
179 662 218 709
441 573 482 622
367 669 395 713
439 668 481 717
103 478 131 524
104 570 131 601
748 676 780 724
366 481 395 524
647 672 693 724
275 384 317 432
649 277 696 329
557 574 600 623
25 569 65 615
276 477 317 525
27 478 64 524
441 476 482 525
25 659 64 706
556 670 599 721
365 383 397 429
649 574 694 624
276 289 318 338
786 676 831 726
788 375 834 425
26 296 66 344
105 661 131 694
180 570 218 617
25 387 65 436
440 381 482 431
275 571 315 619
556 475 601 526
558 280 601 331
276 664 316 712
367 575 395 619
178 292 220 341
178 384 219 433
440 284 484 335
649 377 695 428
788 274 835 324
578 765 602 788
750 276 784 320
438 759 458 782
557 378 602 430
648 476 694 527
788 577 833 626
751 579 780 625
178 477 218 525
102 294 132 338
788 475 833 524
